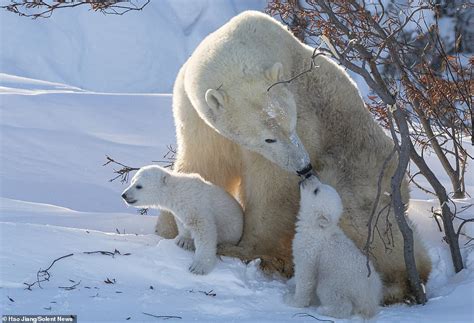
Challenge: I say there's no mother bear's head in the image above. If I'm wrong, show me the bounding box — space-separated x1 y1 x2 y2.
184 11 312 176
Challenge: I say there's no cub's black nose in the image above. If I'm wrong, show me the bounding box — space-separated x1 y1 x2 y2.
296 163 313 177
299 172 316 188
121 193 127 199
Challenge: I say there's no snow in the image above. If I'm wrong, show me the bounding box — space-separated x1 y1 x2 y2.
1 3 474 322
0 0 266 93
0 81 174 213
1 73 473 322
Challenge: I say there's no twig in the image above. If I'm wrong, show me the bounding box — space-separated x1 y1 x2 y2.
458 204 473 215
152 145 177 169
199 289 216 297
292 313 334 322
408 171 436 196
431 208 444 233
59 280 81 290
103 155 140 183
364 146 396 276
142 313 182 320
83 249 122 257
24 249 130 290
464 237 474 246
188 289 217 297
457 218 474 236
267 49 329 92
24 253 74 290
104 145 176 183
138 208 149 215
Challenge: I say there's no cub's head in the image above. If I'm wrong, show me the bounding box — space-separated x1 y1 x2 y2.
299 174 343 228
191 61 312 176
121 165 169 208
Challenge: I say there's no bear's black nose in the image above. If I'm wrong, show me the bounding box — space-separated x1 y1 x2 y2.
121 193 127 199
297 163 313 177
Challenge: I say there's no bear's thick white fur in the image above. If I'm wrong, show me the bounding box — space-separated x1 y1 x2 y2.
155 11 431 302
122 165 243 275
285 175 382 319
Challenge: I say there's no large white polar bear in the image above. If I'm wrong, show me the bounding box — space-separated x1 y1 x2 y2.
122 165 243 275
155 11 431 303
285 174 382 319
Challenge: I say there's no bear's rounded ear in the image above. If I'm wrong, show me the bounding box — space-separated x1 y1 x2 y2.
265 62 283 82
205 88 225 111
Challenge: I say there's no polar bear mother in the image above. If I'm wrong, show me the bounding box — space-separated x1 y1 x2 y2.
156 11 431 303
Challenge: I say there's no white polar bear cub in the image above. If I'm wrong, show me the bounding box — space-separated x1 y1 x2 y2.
285 174 382 319
122 165 243 275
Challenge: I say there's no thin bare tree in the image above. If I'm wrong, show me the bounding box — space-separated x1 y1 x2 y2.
268 0 473 304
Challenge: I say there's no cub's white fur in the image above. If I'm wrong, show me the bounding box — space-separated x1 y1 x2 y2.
285 175 382 319
122 165 243 275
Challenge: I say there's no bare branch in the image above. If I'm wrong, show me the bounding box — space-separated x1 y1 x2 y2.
267 49 329 92
364 146 396 276
24 249 131 290
1 0 150 19
142 313 182 320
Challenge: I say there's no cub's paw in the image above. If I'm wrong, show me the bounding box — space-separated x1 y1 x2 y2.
283 293 309 308
188 257 216 275
174 236 195 251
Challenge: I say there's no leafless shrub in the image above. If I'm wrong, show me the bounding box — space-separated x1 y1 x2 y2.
103 146 176 215
268 0 474 304
103 146 176 184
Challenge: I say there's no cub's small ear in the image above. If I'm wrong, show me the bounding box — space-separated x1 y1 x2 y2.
265 62 283 82
317 214 331 228
205 88 225 111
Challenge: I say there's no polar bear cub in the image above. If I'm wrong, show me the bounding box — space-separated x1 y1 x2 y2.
122 165 243 275
285 174 382 319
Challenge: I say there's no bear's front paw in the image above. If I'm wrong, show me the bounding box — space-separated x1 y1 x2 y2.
175 236 195 251
283 293 309 308
260 256 294 278
188 257 216 275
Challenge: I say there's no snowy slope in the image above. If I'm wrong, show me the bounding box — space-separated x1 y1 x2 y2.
1 75 473 322
0 0 266 93
0 73 174 213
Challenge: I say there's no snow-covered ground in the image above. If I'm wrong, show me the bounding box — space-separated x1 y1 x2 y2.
1 2 474 322
1 73 473 322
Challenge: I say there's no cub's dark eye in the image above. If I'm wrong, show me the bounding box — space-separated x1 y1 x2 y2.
265 139 277 143
313 188 319 195
136 185 143 189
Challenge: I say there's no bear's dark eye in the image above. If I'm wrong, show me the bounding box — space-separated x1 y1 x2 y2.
136 185 143 189
313 188 319 195
265 139 277 143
